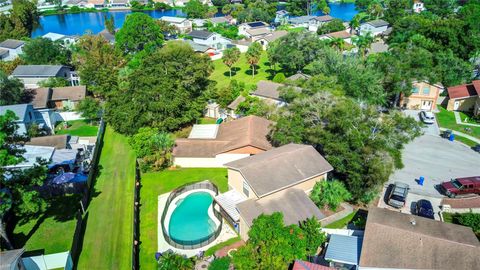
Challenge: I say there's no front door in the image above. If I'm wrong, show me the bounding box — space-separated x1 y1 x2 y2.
421 100 432 110
454 101 460 110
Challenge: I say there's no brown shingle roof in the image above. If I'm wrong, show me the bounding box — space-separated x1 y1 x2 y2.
227 95 246 110
26 135 68 149
251 80 284 100
51 86 86 101
359 207 480 270
172 116 273 157
441 195 480 209
447 80 480 99
31 87 52 109
246 27 271 37
326 31 351 39
225 144 333 197
292 260 335 270
262 30 288 43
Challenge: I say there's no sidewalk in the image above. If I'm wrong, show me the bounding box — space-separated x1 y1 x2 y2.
454 111 480 127
439 127 480 144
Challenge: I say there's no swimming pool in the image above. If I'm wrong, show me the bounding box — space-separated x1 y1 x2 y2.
168 191 218 244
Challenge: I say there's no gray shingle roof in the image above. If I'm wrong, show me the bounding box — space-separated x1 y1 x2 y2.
0 104 30 121
0 39 25 49
288 15 316 25
188 30 214 40
185 40 211 52
251 80 284 100
236 188 325 227
0 48 9 57
0 248 24 270
225 143 333 197
314 15 334 22
227 95 246 110
365 19 389 28
12 65 66 77
325 234 363 265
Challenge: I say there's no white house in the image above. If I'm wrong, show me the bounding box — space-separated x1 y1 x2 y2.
308 15 334 32
359 19 389 36
42 32 78 46
319 30 353 44
287 15 316 28
413 0 426 13
188 30 231 50
238 21 271 41
11 65 73 89
0 39 25 61
256 30 288 50
160 16 193 33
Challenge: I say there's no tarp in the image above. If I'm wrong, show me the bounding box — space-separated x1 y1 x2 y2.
52 172 87 184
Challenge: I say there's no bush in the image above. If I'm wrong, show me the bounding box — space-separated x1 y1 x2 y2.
208 257 231 270
453 212 480 234
272 73 286 83
310 180 351 211
129 127 174 172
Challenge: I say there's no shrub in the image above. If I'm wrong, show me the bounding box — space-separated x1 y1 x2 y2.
272 72 286 83
453 212 480 234
129 127 174 172
208 257 231 270
310 180 351 211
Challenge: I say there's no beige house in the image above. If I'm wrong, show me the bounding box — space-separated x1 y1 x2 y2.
216 144 333 240
446 80 480 115
172 116 273 167
400 81 443 111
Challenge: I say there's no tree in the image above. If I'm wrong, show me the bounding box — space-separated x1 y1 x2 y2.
76 97 101 121
0 111 48 249
38 77 69 88
310 180 351 211
300 217 326 257
21 37 70 65
327 37 346 52
0 57 24 75
154 2 172 10
0 0 39 40
232 213 307 270
183 0 209 18
317 18 346 35
216 80 245 108
246 42 262 78
157 251 194 270
222 47 241 78
115 13 163 54
353 32 374 58
236 96 274 118
236 0 277 23
286 0 311 16
104 14 115 34
0 71 25 105
272 73 286 83
105 41 213 135
129 127 174 171
209 257 231 270
73 35 125 99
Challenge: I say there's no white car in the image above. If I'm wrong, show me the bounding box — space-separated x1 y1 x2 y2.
419 111 435 124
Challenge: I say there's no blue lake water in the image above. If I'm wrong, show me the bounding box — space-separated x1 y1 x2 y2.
32 3 357 37
168 191 216 244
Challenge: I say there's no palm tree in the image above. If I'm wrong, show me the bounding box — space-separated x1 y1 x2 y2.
353 32 374 58
158 252 194 270
246 42 262 78
222 47 241 78
328 37 346 52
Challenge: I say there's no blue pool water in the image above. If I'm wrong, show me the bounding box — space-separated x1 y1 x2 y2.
168 191 217 244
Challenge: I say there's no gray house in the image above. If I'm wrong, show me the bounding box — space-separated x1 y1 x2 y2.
0 104 36 135
12 65 73 89
0 39 25 61
188 30 231 50
359 19 389 36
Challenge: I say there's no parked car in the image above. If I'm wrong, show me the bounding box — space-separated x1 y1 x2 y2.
439 176 480 198
388 182 409 208
419 111 435 124
415 199 435 219
472 144 480 153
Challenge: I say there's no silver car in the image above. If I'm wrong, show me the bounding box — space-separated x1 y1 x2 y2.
388 182 409 208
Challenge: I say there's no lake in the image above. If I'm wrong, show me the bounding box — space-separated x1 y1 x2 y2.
31 3 357 37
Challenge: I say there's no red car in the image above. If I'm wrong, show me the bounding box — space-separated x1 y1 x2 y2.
440 176 480 197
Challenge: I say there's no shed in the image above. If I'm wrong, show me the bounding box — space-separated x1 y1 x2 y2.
324 234 363 266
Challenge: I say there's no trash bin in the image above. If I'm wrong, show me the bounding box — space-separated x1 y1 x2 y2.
449 134 455 141
419 176 424 186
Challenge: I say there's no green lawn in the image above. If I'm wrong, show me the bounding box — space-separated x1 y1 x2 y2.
77 127 136 269
205 236 241 257
139 168 228 269
210 51 278 89
55 119 99 137
12 195 80 254
436 107 480 139
324 210 358 229
199 117 218 124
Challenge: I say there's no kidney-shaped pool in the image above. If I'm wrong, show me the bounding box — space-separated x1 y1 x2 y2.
168 191 218 244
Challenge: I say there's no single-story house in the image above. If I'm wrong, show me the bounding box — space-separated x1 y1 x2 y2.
238 21 271 41
42 32 78 45
287 15 316 28
231 39 251 53
359 207 480 270
325 234 363 269
399 80 443 111
446 80 480 115
207 16 234 26
12 65 73 89
359 19 389 36
251 80 301 106
0 39 25 61
308 15 334 32
160 16 192 33
227 95 246 119
218 143 333 240
0 104 36 135
255 30 288 50
319 30 352 44
188 30 231 51
173 115 273 167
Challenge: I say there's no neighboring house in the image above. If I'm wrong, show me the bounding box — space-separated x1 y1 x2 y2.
42 32 78 45
3 145 55 170
255 30 288 50
446 80 480 115
413 0 426 13
173 115 273 167
287 15 316 28
188 30 231 50
207 16 233 26
65 0 89 7
251 80 288 106
308 15 334 32
319 30 352 44
324 234 364 269
287 72 311 81
231 39 251 53
359 19 389 36
11 65 73 89
400 80 443 111
109 0 129 7
185 40 215 54
227 95 246 119
358 207 480 270
98 29 115 44
160 16 192 33
0 39 25 61
0 104 36 135
274 10 289 24
86 0 105 8
50 86 87 110
217 143 333 240
26 134 70 149
238 21 271 41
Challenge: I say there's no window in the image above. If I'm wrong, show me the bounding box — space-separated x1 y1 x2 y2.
422 86 430 95
243 181 249 197
412 86 419 94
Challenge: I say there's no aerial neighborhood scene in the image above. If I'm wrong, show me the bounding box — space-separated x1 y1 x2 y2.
1 0 480 269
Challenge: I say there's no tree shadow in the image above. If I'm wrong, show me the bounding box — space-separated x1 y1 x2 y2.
222 67 241 77
245 65 260 76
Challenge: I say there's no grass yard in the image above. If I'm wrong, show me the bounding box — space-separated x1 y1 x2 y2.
139 168 228 269
12 195 80 255
199 117 218 124
436 107 480 139
55 119 99 137
205 236 241 256
77 127 136 269
324 210 358 229
210 51 278 89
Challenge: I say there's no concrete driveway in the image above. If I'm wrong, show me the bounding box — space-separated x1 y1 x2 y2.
403 109 440 135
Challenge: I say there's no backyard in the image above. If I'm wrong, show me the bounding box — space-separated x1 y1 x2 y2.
436 107 480 146
210 51 280 89
55 119 99 137
77 127 136 269
139 168 228 269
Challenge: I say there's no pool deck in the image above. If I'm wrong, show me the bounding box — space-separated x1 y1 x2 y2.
157 189 237 257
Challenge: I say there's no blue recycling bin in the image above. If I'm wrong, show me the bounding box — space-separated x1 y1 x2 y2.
449 134 455 141
419 176 424 186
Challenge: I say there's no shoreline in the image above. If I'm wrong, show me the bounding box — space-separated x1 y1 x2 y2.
39 6 183 17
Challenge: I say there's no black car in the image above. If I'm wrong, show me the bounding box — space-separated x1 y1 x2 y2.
415 199 435 219
472 144 480 153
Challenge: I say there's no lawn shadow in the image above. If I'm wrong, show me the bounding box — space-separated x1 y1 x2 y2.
223 67 241 77
245 64 260 76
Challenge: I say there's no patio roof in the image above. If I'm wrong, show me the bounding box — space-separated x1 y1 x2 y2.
188 124 219 139
215 189 246 222
324 234 363 265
